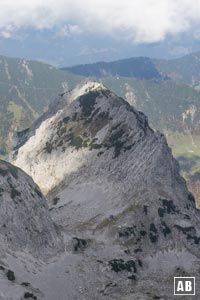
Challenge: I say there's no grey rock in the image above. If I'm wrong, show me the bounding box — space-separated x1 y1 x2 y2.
0 159 63 256
7 81 200 299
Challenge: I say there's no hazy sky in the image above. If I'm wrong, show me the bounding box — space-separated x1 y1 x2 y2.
0 0 200 66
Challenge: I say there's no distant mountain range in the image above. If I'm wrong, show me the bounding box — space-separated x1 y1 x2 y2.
62 52 200 137
0 55 82 155
63 57 164 80
155 52 200 85
63 51 200 86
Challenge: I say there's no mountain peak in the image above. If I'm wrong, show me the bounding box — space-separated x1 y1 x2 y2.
71 81 108 97
65 81 110 106
10 82 151 194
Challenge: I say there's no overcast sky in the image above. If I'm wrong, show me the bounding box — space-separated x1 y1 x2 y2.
0 0 200 66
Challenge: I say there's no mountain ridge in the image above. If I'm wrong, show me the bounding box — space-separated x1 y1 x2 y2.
62 57 164 80
62 50 200 85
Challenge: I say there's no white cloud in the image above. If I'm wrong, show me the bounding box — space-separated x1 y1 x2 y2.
0 31 12 39
78 46 109 56
0 0 200 43
56 24 82 38
0 25 15 39
170 46 191 57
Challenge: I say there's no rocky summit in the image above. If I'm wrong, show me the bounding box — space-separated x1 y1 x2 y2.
8 81 200 299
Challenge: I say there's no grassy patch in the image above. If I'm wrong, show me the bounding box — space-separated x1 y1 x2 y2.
7 101 22 124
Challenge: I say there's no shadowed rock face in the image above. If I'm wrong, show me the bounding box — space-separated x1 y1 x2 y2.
0 159 62 256
8 82 200 299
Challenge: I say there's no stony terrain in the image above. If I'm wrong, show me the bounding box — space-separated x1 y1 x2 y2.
7 82 200 299
0 160 64 299
0 159 62 255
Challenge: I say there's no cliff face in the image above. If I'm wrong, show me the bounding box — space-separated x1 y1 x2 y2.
0 159 66 300
0 159 62 256
8 82 200 299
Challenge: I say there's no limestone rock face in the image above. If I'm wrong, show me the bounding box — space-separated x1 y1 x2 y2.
9 82 200 299
0 159 62 256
